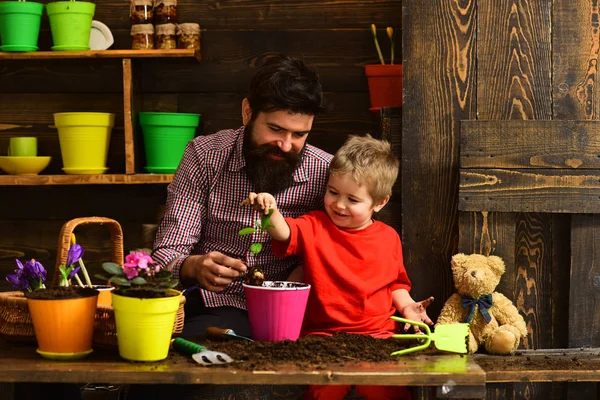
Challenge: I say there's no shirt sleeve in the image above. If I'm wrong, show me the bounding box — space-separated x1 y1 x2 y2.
390 236 412 292
271 213 319 258
151 141 207 283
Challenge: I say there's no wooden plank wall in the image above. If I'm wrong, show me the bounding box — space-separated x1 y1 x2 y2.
0 0 401 291
405 0 597 399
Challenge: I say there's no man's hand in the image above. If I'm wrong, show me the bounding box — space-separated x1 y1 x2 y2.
241 192 277 214
400 296 435 333
181 252 247 292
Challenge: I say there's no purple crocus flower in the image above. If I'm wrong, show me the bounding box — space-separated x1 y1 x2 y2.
68 266 81 279
22 259 47 283
66 244 84 267
5 272 27 290
6 258 46 291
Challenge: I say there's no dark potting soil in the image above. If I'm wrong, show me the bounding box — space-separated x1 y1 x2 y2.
190 332 424 371
26 286 99 300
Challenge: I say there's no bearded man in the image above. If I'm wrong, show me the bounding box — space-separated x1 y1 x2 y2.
151 54 332 338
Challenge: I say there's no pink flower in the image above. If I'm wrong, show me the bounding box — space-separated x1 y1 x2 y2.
123 265 139 280
124 251 155 269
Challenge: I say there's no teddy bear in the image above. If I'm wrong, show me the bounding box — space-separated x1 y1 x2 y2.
435 253 527 355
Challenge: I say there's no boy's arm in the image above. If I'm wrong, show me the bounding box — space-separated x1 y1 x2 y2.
266 206 291 242
242 192 291 242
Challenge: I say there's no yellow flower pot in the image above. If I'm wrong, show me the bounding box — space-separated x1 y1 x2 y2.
111 290 182 362
54 112 115 174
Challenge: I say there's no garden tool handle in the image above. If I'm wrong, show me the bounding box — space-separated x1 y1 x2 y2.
172 338 207 355
206 326 232 341
390 316 432 335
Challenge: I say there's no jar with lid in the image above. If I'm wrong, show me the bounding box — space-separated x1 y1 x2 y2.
153 0 177 24
177 23 200 51
155 23 177 49
131 24 154 50
130 0 153 24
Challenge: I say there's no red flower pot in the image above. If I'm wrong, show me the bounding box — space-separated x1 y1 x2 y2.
365 64 403 110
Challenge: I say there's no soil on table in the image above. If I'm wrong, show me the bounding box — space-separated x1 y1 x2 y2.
475 350 600 372
185 332 427 371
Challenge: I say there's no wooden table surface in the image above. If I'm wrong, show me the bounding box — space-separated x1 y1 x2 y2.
2 339 597 386
0 339 485 387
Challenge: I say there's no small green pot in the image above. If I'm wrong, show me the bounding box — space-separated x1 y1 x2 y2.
46 1 95 51
0 1 45 52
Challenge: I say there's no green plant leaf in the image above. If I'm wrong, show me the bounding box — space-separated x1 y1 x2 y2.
260 209 274 231
238 227 257 236
155 269 172 279
102 262 124 275
109 276 131 286
250 243 263 255
131 277 148 285
95 274 109 281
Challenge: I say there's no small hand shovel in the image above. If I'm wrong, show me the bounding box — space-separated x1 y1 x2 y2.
171 337 234 366
206 326 254 342
389 316 469 356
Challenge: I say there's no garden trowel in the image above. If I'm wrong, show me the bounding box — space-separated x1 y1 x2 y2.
171 338 234 366
206 326 254 342
389 316 469 356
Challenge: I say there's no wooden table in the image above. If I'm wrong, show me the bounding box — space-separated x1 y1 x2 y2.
3 339 598 399
0 339 484 388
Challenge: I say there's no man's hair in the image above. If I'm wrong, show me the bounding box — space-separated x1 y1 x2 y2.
247 54 327 117
329 134 399 204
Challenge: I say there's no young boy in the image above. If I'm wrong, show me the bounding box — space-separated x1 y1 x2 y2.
243 134 434 400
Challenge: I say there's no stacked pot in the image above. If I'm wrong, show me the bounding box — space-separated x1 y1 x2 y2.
0 0 95 52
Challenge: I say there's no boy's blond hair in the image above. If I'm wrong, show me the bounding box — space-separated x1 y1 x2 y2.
329 134 399 204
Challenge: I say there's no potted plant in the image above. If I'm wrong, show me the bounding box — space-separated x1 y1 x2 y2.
46 0 96 51
365 24 402 111
97 251 181 362
239 211 311 342
66 234 115 305
6 251 100 360
0 0 45 52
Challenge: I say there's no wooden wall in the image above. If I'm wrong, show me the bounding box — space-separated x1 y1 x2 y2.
404 0 598 399
0 0 400 290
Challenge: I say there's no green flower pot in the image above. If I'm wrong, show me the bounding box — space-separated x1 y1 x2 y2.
46 1 95 51
0 1 45 52
139 112 201 174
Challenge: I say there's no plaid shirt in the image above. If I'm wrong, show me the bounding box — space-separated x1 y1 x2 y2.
152 126 332 309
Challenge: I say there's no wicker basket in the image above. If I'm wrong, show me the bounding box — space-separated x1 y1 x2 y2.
0 216 185 346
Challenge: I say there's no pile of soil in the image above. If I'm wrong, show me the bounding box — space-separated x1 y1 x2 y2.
475 351 600 372
196 332 424 371
26 286 98 299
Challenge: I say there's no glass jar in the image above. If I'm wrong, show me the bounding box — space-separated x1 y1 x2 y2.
153 0 177 25
155 23 177 49
130 0 153 24
131 24 154 50
177 23 200 51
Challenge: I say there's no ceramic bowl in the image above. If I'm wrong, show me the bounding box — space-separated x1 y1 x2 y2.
0 156 51 175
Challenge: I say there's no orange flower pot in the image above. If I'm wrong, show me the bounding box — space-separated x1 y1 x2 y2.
27 292 98 360
365 64 403 110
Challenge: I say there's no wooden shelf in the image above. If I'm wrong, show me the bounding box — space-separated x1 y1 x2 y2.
0 49 201 61
0 174 174 185
2 49 200 185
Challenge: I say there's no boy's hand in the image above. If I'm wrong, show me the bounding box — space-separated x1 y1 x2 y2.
400 296 434 333
241 192 277 214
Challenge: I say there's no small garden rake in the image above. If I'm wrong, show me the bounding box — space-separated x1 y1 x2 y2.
171 338 234 366
389 316 469 356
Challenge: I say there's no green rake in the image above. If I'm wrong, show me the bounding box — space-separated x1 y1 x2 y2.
389 316 470 356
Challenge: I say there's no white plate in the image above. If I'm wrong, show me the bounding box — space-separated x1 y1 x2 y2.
89 20 114 50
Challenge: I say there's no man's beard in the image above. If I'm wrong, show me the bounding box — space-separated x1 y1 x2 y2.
243 121 304 195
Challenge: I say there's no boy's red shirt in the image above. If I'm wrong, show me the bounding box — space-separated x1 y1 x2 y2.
271 210 411 338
